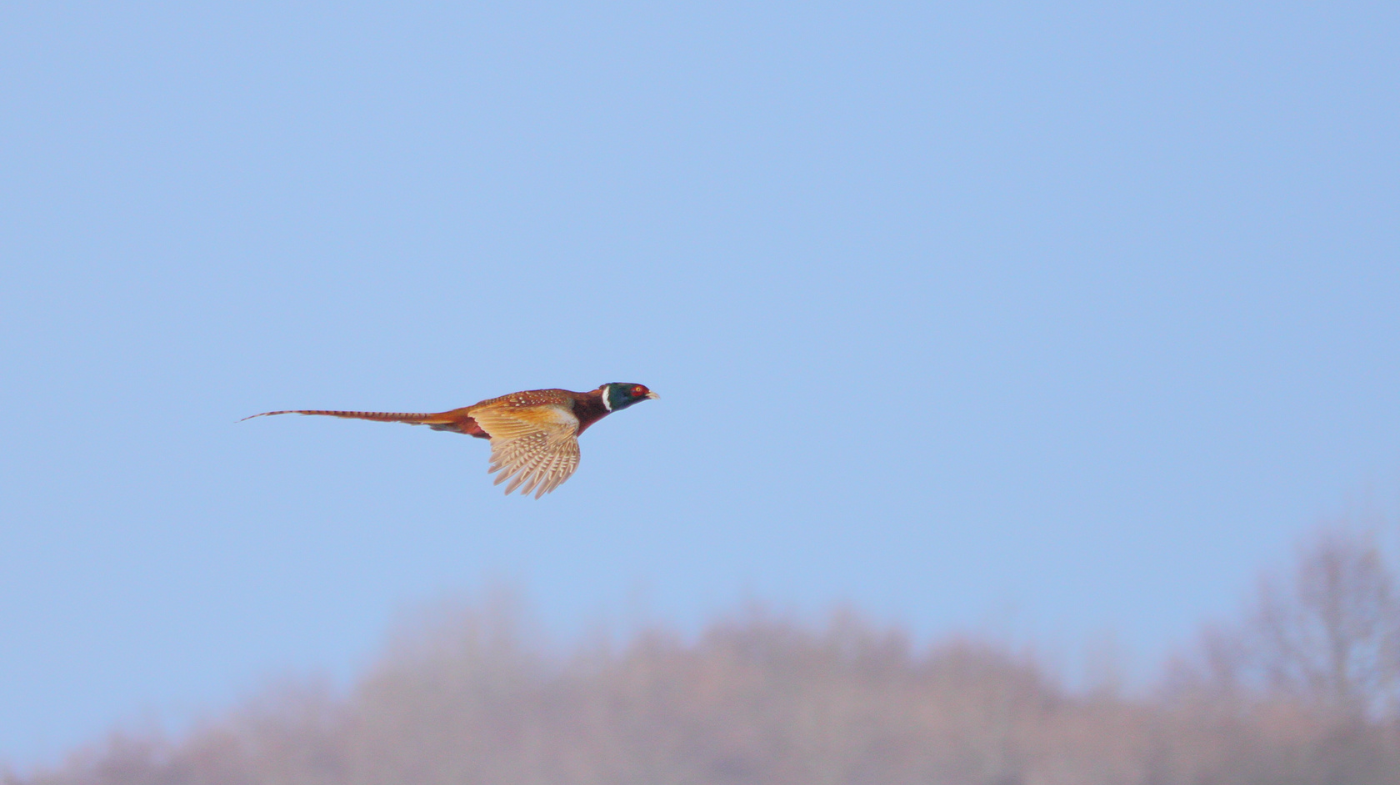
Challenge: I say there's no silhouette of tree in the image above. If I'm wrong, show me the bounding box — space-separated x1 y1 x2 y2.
13 523 1400 785
1187 525 1400 718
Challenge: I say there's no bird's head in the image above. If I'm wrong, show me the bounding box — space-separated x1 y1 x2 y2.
600 383 659 412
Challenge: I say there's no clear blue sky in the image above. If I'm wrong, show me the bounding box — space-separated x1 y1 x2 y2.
2 0 1397 766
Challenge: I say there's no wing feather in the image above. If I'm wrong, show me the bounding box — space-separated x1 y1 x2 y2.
471 405 581 497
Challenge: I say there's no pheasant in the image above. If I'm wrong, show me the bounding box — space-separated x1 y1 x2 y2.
242 383 658 498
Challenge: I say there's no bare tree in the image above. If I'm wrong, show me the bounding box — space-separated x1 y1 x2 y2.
1251 527 1400 715
18 523 1400 785
1171 524 1400 716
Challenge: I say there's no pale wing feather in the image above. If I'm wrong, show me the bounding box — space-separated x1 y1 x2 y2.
529 438 580 498
471 405 581 497
518 441 552 497
524 436 580 498
503 434 579 498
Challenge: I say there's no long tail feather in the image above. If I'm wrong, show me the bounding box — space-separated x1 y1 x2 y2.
239 409 448 425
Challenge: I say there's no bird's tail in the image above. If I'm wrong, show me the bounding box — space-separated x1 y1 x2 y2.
239 409 453 426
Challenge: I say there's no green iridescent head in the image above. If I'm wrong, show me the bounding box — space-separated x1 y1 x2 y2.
601 383 659 412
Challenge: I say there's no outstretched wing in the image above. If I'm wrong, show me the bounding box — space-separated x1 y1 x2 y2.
469 404 581 498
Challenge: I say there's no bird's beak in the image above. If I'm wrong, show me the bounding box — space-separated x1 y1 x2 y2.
646 391 660 400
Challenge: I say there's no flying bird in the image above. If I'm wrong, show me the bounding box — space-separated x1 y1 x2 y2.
242 383 659 498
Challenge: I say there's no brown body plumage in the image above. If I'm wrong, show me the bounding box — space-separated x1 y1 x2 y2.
242 383 658 498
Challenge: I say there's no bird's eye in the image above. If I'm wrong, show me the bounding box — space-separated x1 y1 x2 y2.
632 385 647 397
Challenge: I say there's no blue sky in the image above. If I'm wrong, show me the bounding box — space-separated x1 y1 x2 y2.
3 0 1398 766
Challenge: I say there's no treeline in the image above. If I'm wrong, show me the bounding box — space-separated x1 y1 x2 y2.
9 526 1400 785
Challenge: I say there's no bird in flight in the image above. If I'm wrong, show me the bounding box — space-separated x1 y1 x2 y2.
243 383 658 498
